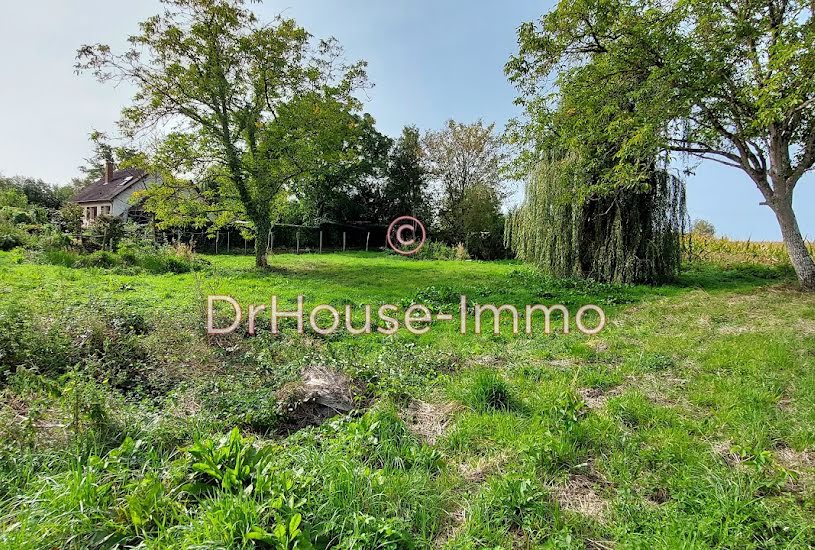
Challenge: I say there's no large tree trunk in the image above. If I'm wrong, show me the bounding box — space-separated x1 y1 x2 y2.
771 195 815 290
255 217 270 268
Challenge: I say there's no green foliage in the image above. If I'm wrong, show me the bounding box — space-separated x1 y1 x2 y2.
0 221 26 251
506 0 815 288
382 125 431 221
0 186 29 208
692 219 716 238
424 119 509 259
1 251 814 548
78 0 373 267
461 369 514 412
87 215 126 250
77 249 122 268
38 242 208 274
186 427 272 493
409 240 470 261
505 154 686 283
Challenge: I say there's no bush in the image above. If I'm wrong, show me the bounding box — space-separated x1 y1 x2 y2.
76 250 122 269
0 219 29 251
0 232 24 251
35 241 209 275
410 240 470 261
56 204 84 234
89 215 126 250
0 304 79 381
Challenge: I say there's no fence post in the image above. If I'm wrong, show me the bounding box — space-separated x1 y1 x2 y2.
319 230 323 253
366 232 370 252
343 231 346 252
244 235 247 254
215 231 219 254
270 233 274 254
226 231 230 254
296 231 300 254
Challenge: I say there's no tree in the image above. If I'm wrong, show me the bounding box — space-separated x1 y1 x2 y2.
71 131 141 191
0 175 63 210
505 154 686 283
290 111 391 225
692 219 716 238
458 182 507 260
382 125 430 221
423 120 507 244
507 0 815 289
76 0 368 267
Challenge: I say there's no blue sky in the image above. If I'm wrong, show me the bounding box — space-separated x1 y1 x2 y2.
0 0 811 240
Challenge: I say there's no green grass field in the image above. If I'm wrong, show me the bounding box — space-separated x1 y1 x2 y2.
1 250 814 548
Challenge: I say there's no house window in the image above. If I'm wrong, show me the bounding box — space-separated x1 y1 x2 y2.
86 206 97 222
101 205 111 216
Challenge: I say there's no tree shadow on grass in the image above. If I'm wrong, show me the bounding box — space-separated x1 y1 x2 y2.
673 263 796 293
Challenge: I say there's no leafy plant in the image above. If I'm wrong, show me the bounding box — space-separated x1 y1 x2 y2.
186 428 272 494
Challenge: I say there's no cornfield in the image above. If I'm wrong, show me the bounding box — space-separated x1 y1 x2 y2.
684 235 815 268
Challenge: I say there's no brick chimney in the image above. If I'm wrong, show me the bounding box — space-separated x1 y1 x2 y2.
104 160 115 184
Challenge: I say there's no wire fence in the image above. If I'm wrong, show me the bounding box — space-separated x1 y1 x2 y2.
157 222 390 255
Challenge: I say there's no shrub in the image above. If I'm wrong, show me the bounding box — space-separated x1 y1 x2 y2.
76 250 122 268
0 304 79 381
32 229 73 251
0 222 26 251
198 379 281 435
56 203 84 234
186 427 272 493
89 215 126 250
410 240 470 261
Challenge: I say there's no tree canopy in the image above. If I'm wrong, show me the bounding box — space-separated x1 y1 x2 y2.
507 0 815 289
77 0 370 267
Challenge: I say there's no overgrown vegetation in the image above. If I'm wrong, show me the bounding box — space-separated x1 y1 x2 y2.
1 250 813 547
505 155 686 284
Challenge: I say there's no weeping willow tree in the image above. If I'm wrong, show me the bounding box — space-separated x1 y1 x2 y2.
505 154 686 284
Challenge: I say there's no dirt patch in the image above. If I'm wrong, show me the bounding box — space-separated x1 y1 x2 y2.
458 452 511 484
713 440 743 466
637 373 690 408
716 325 752 335
549 358 578 368
579 387 622 410
432 506 467 548
775 445 815 471
590 340 610 353
401 399 459 445
554 473 610 523
465 355 505 368
275 365 356 433
0 393 71 448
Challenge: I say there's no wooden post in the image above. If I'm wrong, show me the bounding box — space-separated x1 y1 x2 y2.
343 231 346 252
215 231 219 254
296 231 300 254
226 231 230 254
270 233 274 254
319 230 323 253
244 235 247 254
366 231 370 252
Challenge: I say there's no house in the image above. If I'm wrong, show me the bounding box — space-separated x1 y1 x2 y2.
73 161 153 226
